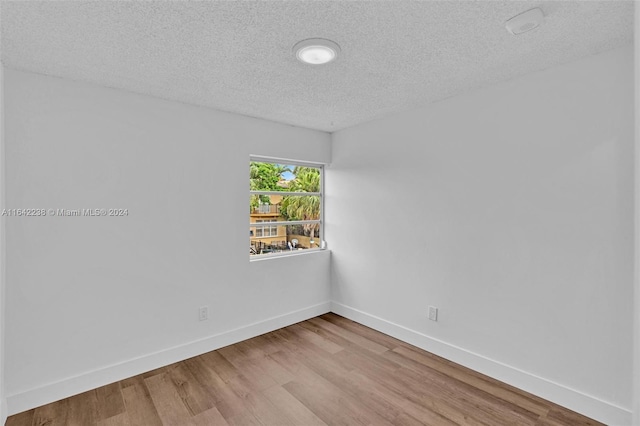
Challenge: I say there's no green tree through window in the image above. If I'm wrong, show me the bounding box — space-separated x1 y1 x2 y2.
279 167 320 237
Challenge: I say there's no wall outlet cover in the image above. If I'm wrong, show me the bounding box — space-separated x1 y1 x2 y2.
199 306 209 321
428 306 438 322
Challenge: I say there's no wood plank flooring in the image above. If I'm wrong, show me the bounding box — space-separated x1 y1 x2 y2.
6 313 603 426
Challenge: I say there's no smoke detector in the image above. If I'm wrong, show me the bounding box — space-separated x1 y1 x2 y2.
505 8 544 35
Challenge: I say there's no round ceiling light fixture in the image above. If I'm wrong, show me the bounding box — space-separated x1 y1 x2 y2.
293 38 340 65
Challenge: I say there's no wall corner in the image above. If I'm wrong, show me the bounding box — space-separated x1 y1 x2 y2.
633 1 640 425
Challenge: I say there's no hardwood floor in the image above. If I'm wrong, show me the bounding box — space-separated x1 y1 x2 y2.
6 313 603 426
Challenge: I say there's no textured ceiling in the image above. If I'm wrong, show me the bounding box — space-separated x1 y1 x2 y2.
1 1 634 132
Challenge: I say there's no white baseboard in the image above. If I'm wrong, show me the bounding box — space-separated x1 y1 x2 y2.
330 301 632 426
1 396 7 426
6 301 331 416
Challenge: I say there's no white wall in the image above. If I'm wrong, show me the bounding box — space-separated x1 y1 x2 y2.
327 46 634 425
0 9 6 423
0 62 6 426
634 4 640 425
3 68 331 415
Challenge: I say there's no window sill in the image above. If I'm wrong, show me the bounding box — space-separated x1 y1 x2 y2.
249 247 328 262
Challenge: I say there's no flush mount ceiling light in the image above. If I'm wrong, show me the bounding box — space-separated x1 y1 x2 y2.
293 38 340 65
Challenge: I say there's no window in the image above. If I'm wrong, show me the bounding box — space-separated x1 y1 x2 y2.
250 158 323 257
255 220 278 237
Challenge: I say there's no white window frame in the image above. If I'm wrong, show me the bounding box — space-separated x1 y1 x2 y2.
250 156 325 260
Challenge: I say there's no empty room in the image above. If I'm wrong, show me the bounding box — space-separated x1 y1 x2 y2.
0 1 638 425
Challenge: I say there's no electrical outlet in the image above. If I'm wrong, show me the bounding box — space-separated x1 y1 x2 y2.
428 306 438 322
199 306 209 321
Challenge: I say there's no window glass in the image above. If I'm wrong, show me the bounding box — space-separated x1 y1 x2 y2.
250 160 323 257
